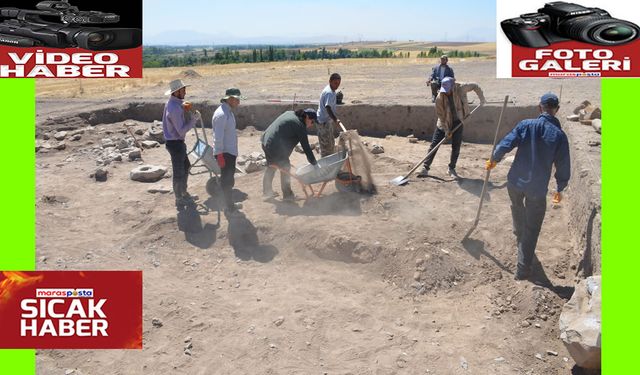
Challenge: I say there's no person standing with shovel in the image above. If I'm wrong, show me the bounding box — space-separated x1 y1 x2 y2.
486 93 571 280
417 77 486 179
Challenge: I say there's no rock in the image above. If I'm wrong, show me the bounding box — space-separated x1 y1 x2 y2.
134 128 145 135
130 165 167 183
521 320 531 328
54 131 68 140
152 318 163 328
415 258 424 267
535 353 544 361
413 271 421 281
494 357 505 362
591 119 601 134
128 148 142 161
65 370 75 375
409 137 418 143
93 168 108 182
70 134 82 141
146 123 166 144
589 107 601 120
108 152 122 162
244 161 264 173
54 142 66 150
573 100 591 114
248 151 264 161
371 144 385 154
566 114 580 122
236 155 247 165
42 133 51 140
141 140 160 149
547 350 559 356
588 140 600 147
460 357 468 370
116 139 129 150
273 317 285 326
560 275 601 369
101 138 115 148
148 186 171 194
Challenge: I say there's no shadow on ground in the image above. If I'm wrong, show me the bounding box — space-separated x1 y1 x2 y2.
226 211 278 262
269 192 363 217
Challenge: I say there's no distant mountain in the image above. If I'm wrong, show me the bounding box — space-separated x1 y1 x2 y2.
143 31 347 46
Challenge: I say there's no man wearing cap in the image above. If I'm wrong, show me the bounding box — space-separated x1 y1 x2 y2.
212 88 245 214
427 55 455 103
317 73 344 157
418 76 485 179
486 93 571 280
162 79 201 209
261 109 318 201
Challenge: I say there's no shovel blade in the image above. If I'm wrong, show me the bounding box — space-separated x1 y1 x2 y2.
390 176 409 186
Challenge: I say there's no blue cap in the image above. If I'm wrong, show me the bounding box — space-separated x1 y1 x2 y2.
540 92 559 107
439 76 455 93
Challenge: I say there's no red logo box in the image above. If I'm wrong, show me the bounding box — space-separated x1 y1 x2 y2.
512 40 640 77
0 271 142 349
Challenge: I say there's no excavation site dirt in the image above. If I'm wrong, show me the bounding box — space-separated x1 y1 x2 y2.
35 60 601 374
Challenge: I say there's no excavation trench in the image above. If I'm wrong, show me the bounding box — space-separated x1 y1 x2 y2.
37 101 600 275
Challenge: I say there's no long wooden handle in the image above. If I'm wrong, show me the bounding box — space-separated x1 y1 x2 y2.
403 103 483 178
472 95 509 226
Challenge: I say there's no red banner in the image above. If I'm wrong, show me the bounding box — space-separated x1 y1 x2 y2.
512 40 640 77
0 271 142 349
0 46 142 78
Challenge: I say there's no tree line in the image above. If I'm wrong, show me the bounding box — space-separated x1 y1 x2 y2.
143 45 482 68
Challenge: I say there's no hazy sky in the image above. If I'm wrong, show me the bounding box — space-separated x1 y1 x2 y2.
143 0 496 44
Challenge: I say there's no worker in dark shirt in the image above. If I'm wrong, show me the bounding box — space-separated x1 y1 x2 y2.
487 92 571 280
261 108 318 201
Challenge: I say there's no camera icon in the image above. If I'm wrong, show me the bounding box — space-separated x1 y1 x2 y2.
501 1 639 48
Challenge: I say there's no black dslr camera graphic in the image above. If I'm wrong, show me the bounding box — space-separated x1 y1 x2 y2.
0 0 141 50
501 1 639 48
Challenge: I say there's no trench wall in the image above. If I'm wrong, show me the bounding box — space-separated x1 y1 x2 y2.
69 102 540 144
563 122 601 276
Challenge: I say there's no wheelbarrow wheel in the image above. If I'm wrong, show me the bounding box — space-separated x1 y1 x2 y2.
206 176 221 196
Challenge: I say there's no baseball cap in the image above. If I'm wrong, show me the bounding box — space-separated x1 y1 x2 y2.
439 77 455 93
540 92 559 107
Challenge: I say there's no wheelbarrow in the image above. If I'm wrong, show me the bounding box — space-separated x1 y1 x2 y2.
187 111 222 197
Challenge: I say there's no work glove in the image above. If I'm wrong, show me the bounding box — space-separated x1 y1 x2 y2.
552 191 562 204
485 159 497 170
216 154 226 169
446 131 452 139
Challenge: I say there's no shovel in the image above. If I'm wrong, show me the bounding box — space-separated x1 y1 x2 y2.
463 95 509 240
390 104 482 186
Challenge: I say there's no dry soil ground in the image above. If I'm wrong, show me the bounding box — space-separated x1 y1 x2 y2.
35 59 600 374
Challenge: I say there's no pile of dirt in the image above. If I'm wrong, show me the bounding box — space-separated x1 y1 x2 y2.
180 69 202 78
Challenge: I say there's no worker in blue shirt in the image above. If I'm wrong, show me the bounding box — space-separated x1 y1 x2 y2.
486 93 571 280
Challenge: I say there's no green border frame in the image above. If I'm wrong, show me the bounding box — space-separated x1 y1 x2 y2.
601 78 634 373
0 79 35 374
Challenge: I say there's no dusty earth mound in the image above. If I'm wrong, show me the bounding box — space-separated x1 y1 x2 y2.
180 69 202 79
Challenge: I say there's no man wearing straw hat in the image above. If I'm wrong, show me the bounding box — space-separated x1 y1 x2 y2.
162 79 201 209
213 88 245 214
